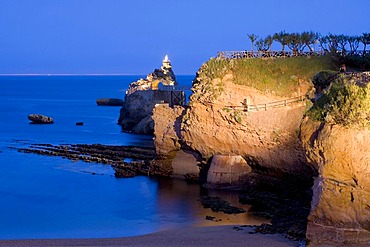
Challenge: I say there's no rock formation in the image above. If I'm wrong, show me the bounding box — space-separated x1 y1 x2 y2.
28 114 54 124
153 104 200 181
156 71 314 177
151 57 370 243
300 74 370 245
126 55 177 94
152 58 318 185
153 104 185 156
301 117 370 245
118 56 185 134
96 98 124 106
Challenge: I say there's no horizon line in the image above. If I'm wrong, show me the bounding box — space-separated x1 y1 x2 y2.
0 73 194 76
0 73 142 76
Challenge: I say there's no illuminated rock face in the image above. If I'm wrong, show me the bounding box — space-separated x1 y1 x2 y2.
127 55 177 94
118 56 183 134
300 117 370 245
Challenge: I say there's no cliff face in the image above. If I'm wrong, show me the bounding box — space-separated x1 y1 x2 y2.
180 71 313 176
153 104 201 181
152 57 336 179
299 75 370 245
301 117 370 245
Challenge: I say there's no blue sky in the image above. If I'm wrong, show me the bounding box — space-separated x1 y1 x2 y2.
0 0 369 75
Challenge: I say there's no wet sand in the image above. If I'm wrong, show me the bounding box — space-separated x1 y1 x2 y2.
0 225 300 247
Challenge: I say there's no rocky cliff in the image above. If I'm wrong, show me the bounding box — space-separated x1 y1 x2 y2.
301 117 370 245
154 57 333 179
152 56 370 243
300 75 370 245
181 71 312 176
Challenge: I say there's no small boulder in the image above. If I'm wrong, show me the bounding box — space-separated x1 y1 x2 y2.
28 114 54 124
96 98 124 106
76 122 84 126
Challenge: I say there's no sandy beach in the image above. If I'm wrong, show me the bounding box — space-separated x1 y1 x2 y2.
0 225 300 247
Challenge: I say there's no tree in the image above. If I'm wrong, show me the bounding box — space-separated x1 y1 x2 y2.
319 34 342 63
361 33 370 53
273 31 288 52
265 35 274 51
256 38 269 51
247 34 259 53
348 36 360 54
301 31 319 52
336 34 349 55
319 34 339 54
360 33 370 70
286 33 301 55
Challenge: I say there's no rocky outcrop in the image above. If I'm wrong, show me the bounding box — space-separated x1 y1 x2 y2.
96 98 124 106
28 114 54 124
153 104 185 155
300 117 370 245
152 104 200 181
126 55 177 94
118 56 185 134
118 90 156 132
180 72 313 177
118 90 185 134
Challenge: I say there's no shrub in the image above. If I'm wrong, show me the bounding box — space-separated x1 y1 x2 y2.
312 70 338 91
307 76 370 127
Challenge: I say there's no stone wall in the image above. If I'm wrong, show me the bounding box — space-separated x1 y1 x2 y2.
207 155 252 185
118 90 185 134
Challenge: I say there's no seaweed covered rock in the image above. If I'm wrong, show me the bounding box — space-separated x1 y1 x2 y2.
28 114 54 124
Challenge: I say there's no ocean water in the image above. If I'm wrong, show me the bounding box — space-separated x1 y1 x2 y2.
0 75 265 239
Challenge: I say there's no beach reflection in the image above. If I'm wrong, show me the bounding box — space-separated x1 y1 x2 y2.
154 177 270 228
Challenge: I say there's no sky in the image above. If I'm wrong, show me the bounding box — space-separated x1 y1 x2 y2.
0 0 369 75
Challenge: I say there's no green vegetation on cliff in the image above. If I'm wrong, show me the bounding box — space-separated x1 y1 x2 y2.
197 56 336 97
307 75 370 127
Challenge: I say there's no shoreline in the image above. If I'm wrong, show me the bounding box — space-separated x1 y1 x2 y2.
0 225 300 247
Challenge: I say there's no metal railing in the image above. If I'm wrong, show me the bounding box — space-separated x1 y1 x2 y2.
203 95 307 112
217 50 370 60
217 50 325 59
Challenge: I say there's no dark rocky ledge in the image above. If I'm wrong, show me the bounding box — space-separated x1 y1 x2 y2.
18 144 157 178
199 196 246 214
238 173 313 241
17 143 311 242
96 98 124 106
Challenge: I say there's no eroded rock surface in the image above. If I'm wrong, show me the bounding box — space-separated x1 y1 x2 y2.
180 71 313 177
300 117 370 245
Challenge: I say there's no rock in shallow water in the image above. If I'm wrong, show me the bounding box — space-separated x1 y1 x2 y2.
96 98 124 106
28 114 54 124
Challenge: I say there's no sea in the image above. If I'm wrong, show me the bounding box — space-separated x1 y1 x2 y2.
0 75 266 240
